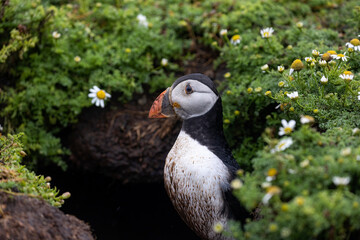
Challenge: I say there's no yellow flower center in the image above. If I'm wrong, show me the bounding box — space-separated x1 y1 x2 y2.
337 54 345 58
290 59 304 71
267 186 281 194
263 32 270 37
96 90 106 99
232 35 241 41
327 50 337 55
267 168 277 177
321 53 331 61
284 127 293 134
350 39 360 46
344 71 353 76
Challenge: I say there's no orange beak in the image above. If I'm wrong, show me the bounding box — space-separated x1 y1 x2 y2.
149 88 175 118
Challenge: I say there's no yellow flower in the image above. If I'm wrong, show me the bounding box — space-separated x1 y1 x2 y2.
281 203 289 212
247 87 253 94
255 87 262 93
321 52 331 62
125 48 131 53
230 35 241 45
224 119 230 124
265 90 271 96
290 59 304 71
327 50 337 55
267 168 277 177
224 72 231 78
234 110 240 116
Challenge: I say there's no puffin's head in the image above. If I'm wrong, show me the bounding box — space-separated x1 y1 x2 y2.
149 73 219 120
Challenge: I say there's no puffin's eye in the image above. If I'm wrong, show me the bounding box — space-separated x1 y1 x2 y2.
185 83 193 94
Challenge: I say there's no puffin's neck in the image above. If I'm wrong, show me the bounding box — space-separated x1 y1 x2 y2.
182 98 225 147
181 98 239 173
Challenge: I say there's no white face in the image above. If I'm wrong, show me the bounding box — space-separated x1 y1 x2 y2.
170 79 219 120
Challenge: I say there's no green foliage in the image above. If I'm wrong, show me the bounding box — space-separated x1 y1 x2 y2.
0 133 68 207
0 0 186 168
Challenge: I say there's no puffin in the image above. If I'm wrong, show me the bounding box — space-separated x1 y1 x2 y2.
149 73 244 240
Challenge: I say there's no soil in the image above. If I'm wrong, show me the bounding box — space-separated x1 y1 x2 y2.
67 98 181 184
0 191 94 240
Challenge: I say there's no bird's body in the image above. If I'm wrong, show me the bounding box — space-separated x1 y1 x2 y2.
149 73 243 240
165 130 230 240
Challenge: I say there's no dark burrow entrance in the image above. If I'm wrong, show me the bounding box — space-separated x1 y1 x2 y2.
40 164 199 240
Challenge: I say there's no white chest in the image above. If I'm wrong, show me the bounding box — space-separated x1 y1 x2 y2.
164 130 231 240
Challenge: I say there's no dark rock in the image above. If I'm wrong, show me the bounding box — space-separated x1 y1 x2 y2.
0 191 94 240
67 96 181 184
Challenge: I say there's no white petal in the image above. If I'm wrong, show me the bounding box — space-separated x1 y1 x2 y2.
105 93 111 98
279 128 285 136
95 99 100 106
289 68 294 76
281 119 288 127
288 120 296 129
100 100 105 108
91 97 97 104
88 92 96 98
262 193 273 205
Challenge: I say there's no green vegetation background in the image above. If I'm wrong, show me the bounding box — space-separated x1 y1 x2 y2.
1 0 360 239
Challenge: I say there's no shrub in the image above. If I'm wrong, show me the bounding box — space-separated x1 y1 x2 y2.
0 133 68 207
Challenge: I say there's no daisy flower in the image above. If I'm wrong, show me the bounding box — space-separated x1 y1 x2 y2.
137 14 148 28
289 59 304 75
337 53 348 62
339 71 354 82
261 64 269 72
358 92 360 101
300 115 315 124
352 128 360 135
286 91 299 100
320 75 328 84
319 60 327 66
230 179 243 189
345 38 360 51
74 56 81 62
213 222 224 233
332 176 350 186
161 58 168 66
260 27 274 38
220 29 227 36
304 57 313 63
271 137 293 153
312 49 320 57
88 86 111 108
230 34 241 45
278 65 285 73
262 186 281 205
279 119 296 136
52 31 61 39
